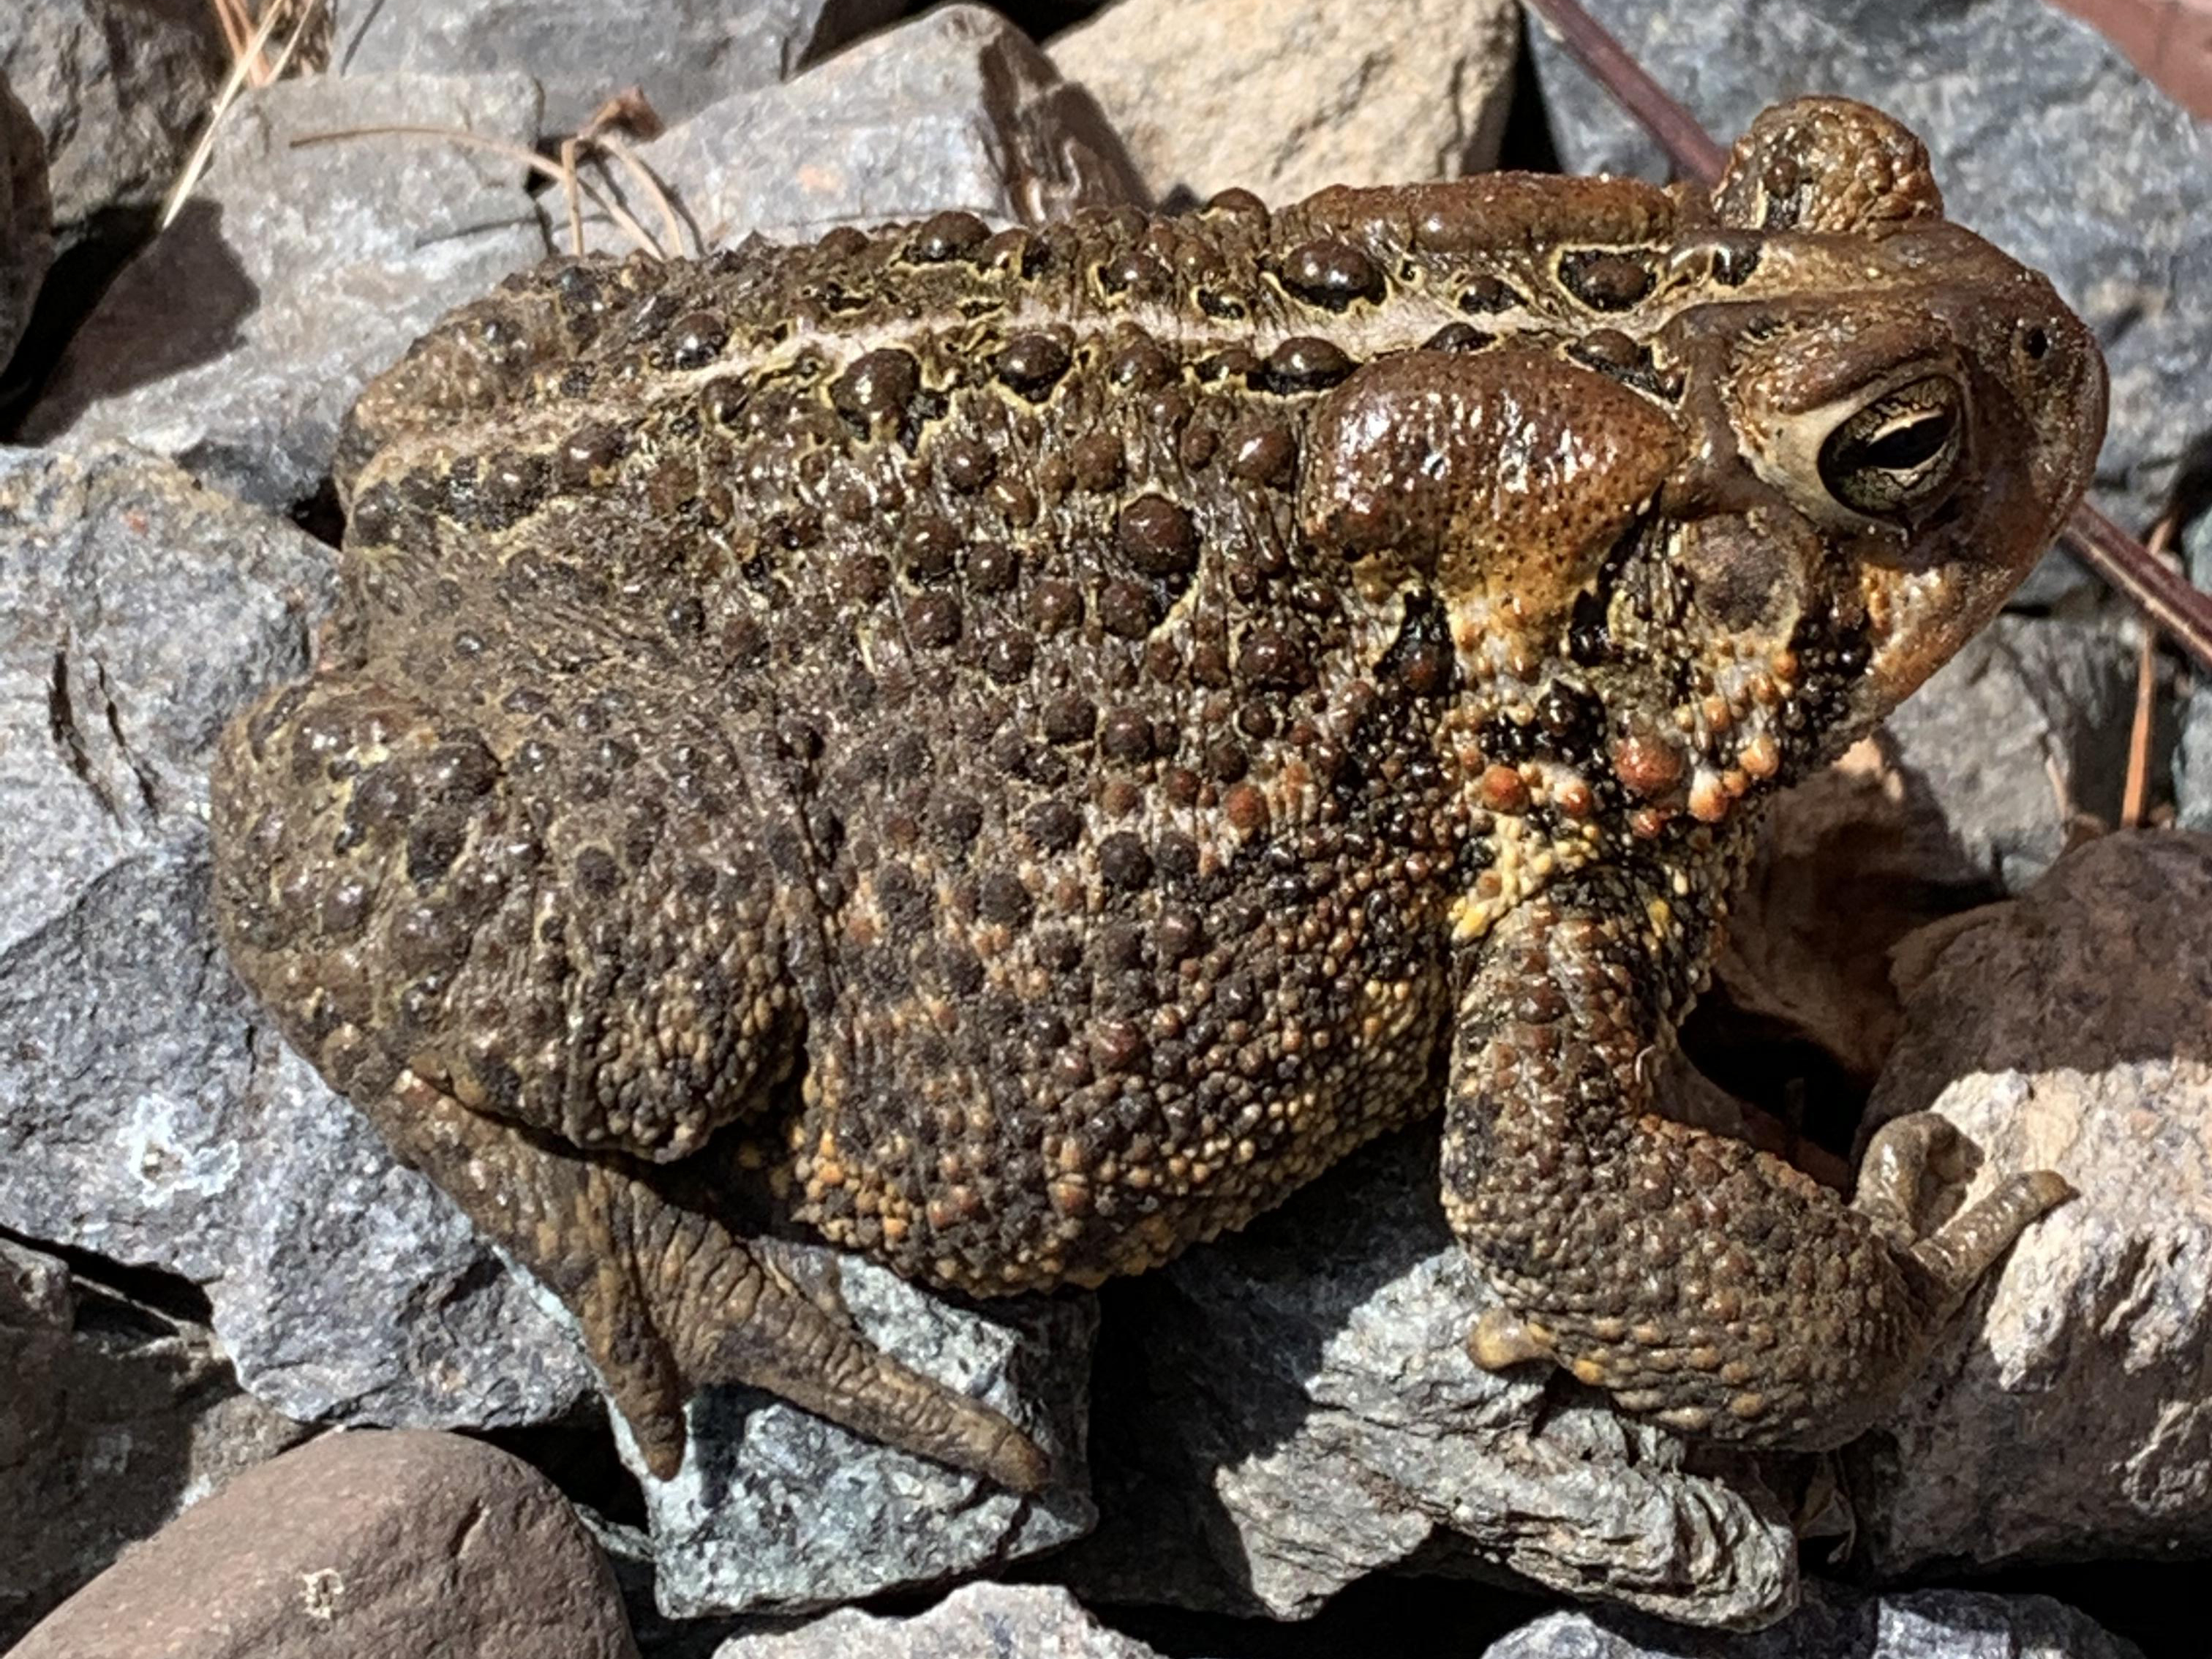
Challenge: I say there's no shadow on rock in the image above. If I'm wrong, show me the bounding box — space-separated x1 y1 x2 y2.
18 198 255 440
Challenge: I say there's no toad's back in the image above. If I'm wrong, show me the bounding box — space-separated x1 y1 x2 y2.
301 171 1707 1291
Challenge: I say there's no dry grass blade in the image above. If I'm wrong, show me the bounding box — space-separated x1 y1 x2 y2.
570 89 684 260
592 132 688 260
583 88 668 146
169 0 327 229
257 0 324 88
287 124 672 259
164 0 290 230
210 0 257 72
2121 514 2180 830
557 134 588 260
1519 0 2212 678
212 0 314 88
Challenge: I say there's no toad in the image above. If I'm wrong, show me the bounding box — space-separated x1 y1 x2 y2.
211 98 2104 1488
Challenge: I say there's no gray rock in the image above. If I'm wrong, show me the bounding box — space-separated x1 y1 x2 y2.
582 4 1146 257
1713 614 2137 1077
0 0 225 251
711 1584 1159 1659
11 1429 641 1659
1064 1132 1797 1630
1883 614 2139 891
621 1257 1097 1620
1050 0 1518 206
0 1238 312 1649
1526 0 2212 538
20 72 546 509
0 69 50 369
2175 511 2212 832
0 441 592 1432
1485 1583 2143 1659
1851 831 2212 1574
332 0 903 140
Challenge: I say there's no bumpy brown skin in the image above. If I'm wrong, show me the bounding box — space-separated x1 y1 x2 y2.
209 99 2104 1488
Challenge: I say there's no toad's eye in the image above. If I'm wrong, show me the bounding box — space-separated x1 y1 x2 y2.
1816 375 1965 519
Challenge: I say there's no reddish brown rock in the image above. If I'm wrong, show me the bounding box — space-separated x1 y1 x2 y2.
13 1429 637 1659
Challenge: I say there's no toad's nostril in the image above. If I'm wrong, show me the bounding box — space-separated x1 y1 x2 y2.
2022 326 2050 361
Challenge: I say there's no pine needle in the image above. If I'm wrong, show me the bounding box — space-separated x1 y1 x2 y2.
168 0 327 230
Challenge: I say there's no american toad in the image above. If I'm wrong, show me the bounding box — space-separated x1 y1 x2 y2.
211 99 2104 1489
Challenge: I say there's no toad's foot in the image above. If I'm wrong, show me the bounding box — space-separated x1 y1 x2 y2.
1854 1111 2075 1319
1442 887 2071 1449
379 1069 1050 1490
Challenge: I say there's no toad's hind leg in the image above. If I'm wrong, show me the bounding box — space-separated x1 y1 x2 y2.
375 1072 1048 1489
1440 888 2069 1449
211 674 1047 1489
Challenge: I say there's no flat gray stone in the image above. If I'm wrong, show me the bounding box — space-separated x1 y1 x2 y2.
1527 0 2212 543
1884 614 2141 894
332 0 903 140
1050 0 1518 206
582 4 1145 257
20 72 545 508
1851 831 2212 1574
0 0 224 250
626 1257 1096 1620
1063 1132 1796 1630
0 1238 310 1649
1486 1584 2143 1659
712 1584 1160 1659
0 69 50 368
0 441 593 1432
12 1429 640 1659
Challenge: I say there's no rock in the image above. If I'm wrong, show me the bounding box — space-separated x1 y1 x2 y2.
20 72 545 509
1485 1583 2143 1658
582 4 1146 256
2175 511 2212 832
711 1584 1159 1658
1847 832 2212 1574
11 1429 640 1659
1050 0 1518 206
1713 614 2137 1078
332 0 904 140
624 1257 1097 1620
0 69 50 369
0 1238 311 1649
1062 1131 1796 1630
1526 0 2212 541
0 0 225 252
0 441 592 1432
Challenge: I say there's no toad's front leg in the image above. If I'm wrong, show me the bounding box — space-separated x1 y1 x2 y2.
1439 876 2069 1449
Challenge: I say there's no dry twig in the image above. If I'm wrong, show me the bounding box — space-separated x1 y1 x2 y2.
2122 514 2181 827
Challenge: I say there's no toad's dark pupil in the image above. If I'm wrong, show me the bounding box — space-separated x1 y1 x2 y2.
1859 411 1954 471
